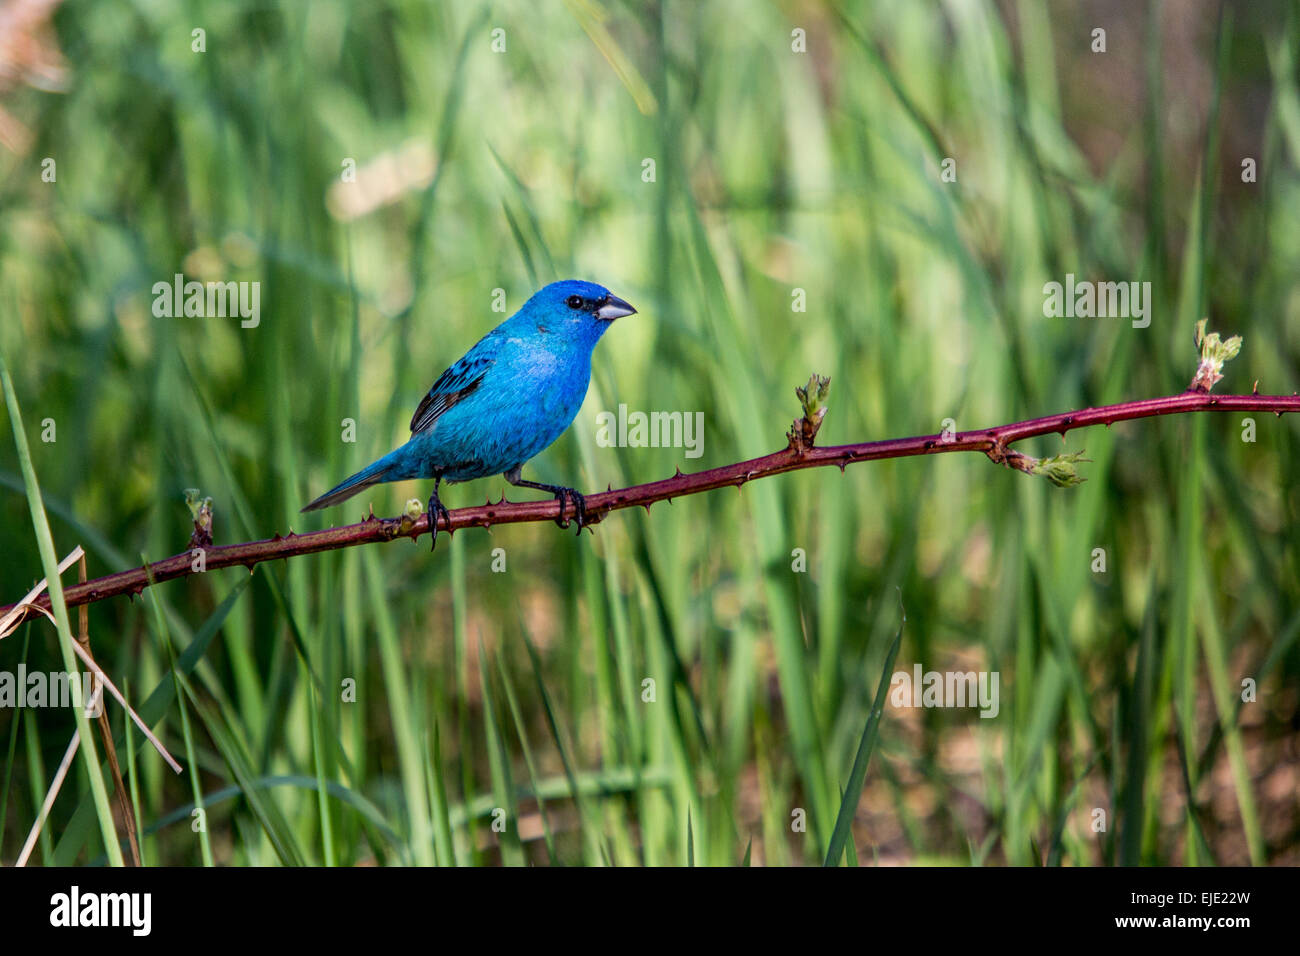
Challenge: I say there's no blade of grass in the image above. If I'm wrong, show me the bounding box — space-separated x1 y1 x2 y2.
144 562 215 867
824 597 905 867
495 647 560 865
52 574 253 864
0 354 123 866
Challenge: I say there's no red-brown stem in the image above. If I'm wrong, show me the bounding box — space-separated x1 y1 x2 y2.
3 390 1296 621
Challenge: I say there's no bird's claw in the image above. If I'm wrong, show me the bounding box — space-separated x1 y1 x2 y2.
554 487 587 535
427 496 452 551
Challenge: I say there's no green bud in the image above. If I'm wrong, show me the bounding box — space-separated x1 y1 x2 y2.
788 374 831 451
1031 451 1090 488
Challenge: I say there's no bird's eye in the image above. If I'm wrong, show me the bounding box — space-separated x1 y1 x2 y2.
566 295 584 310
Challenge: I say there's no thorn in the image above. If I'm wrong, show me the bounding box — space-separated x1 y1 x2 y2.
1253 380 1260 395
673 467 683 478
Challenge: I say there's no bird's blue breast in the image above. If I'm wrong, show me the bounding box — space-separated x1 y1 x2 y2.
400 330 594 481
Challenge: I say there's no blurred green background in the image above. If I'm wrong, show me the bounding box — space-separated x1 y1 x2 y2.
0 0 1297 866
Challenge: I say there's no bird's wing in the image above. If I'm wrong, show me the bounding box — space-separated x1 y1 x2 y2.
409 352 494 434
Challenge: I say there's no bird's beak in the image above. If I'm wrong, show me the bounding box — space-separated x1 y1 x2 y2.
596 293 637 321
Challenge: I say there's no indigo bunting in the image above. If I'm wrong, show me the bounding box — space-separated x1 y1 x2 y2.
301 279 636 547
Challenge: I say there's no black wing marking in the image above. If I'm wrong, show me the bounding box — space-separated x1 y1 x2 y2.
409 354 493 434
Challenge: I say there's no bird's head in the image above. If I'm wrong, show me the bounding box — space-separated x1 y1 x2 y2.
522 279 636 347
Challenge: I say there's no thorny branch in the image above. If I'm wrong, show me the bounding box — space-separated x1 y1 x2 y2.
2 329 1296 622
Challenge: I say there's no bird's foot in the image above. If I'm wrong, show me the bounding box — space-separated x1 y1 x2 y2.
551 486 587 535
427 495 452 551
502 469 591 537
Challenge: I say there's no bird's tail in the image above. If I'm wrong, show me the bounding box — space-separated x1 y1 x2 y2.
300 451 403 513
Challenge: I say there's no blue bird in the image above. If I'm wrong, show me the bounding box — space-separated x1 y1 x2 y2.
301 279 636 548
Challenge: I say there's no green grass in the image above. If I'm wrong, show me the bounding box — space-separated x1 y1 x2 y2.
0 0 1297 866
